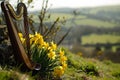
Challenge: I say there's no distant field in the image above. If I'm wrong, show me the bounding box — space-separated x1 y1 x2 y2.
81 34 120 45
32 13 74 23
32 12 120 28
49 13 73 20
89 5 120 14
75 19 118 28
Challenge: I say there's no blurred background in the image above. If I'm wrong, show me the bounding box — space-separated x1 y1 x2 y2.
0 0 120 63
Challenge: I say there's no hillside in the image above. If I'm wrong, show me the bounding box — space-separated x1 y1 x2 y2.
64 52 120 80
30 5 120 28
48 5 120 28
1 52 120 80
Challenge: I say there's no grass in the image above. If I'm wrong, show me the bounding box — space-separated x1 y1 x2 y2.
1 51 120 80
63 51 120 80
81 34 120 45
0 68 34 80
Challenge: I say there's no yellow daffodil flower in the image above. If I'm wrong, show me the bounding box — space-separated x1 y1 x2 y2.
35 32 43 39
31 37 38 44
43 42 49 48
60 56 67 63
18 33 25 44
50 41 57 50
48 50 56 60
62 62 67 70
59 49 64 56
20 37 25 44
53 66 64 77
29 34 34 38
37 38 44 45
18 33 23 38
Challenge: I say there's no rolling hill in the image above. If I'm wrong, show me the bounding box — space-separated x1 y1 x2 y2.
31 5 120 28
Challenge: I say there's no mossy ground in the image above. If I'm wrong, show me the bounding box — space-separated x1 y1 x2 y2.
0 51 120 80
63 51 120 80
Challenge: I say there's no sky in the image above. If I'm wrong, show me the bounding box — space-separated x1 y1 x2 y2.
3 0 120 11
49 0 120 8
28 0 120 11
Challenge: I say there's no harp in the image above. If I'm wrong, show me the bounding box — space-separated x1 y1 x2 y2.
1 1 40 71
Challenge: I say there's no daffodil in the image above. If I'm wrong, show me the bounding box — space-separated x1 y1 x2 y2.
62 62 67 70
37 38 44 45
53 66 64 77
18 33 25 44
18 33 23 38
29 34 34 38
48 50 56 59
20 37 25 44
50 41 57 50
31 37 38 44
43 42 49 48
35 32 43 39
60 56 67 63
59 49 64 56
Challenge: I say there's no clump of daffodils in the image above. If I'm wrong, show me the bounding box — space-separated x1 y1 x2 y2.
18 32 67 78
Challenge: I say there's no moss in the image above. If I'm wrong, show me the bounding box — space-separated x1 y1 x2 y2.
0 70 18 80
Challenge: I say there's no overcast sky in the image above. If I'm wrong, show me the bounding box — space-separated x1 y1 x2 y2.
50 0 120 8
7 0 120 11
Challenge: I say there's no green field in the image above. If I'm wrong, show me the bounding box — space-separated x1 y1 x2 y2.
89 5 120 14
51 13 119 28
49 13 73 20
32 13 74 23
32 12 120 28
82 34 120 45
30 5 120 28
75 19 118 27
